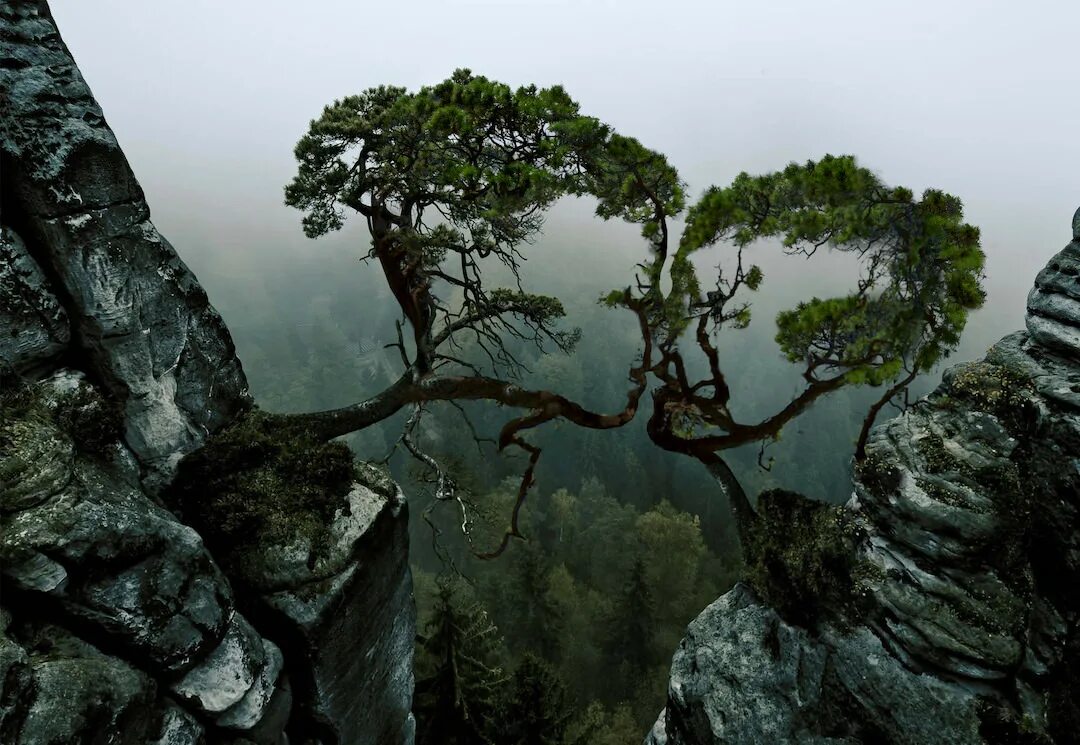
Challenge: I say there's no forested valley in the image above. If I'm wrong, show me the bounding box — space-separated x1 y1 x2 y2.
209 211 954 740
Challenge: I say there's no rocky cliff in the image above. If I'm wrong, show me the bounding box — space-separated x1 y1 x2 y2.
0 3 415 743
646 210 1080 744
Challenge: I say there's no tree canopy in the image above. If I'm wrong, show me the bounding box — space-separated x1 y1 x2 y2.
281 69 985 554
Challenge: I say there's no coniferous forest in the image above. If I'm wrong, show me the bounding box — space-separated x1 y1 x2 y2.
214 218 953 738
5 4 1078 744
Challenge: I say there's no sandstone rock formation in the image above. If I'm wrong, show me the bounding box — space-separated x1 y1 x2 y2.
646 211 1080 743
1 0 248 488
1 2 415 742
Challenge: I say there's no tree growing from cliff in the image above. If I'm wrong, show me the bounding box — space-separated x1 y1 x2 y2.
277 69 985 555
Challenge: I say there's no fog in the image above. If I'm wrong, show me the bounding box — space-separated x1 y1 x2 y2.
38 2 1079 724
49 1 1078 370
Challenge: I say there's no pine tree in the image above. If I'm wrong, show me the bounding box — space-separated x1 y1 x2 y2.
495 653 572 745
510 542 563 660
414 578 507 745
609 556 654 677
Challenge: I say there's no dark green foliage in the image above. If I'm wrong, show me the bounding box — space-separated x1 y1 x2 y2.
285 69 605 241
675 157 985 383
508 541 564 661
411 479 736 732
743 489 873 628
608 557 653 674
414 577 506 745
494 653 572 745
977 700 1054 745
167 409 355 573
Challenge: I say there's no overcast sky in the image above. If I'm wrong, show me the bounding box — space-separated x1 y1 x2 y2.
49 0 1079 358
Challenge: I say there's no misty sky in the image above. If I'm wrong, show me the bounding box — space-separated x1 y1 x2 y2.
49 0 1079 360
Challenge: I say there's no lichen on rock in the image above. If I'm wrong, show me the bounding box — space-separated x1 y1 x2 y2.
648 216 1080 744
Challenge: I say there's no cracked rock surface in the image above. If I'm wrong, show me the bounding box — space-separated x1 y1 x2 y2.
647 219 1080 744
1 0 250 489
1 3 416 743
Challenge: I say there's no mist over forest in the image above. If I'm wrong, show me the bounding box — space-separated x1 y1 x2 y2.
36 0 1080 739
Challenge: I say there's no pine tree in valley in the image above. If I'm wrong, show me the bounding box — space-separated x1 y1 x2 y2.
414 578 506 745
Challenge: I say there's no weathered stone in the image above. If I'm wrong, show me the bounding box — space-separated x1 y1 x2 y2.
0 0 250 488
654 584 984 745
1027 239 1080 358
1 6 418 742
0 227 69 378
1 373 288 737
2 374 234 673
149 703 205 745
172 614 280 727
644 711 668 745
650 214 1080 744
256 471 416 745
3 620 161 745
0 610 33 737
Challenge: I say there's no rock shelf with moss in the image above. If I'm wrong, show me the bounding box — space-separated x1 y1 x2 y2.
166 409 360 577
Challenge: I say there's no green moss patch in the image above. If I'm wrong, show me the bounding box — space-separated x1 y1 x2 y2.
946 361 1034 433
166 409 357 574
743 489 878 629
52 386 123 458
0 385 46 453
916 434 971 476
0 378 121 459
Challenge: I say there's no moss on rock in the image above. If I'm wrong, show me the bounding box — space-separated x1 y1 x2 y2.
166 409 357 575
1 375 120 463
945 360 1034 434
53 385 123 458
743 489 877 629
855 451 902 499
916 433 973 477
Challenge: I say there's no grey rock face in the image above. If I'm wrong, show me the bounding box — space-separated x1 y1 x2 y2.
0 227 70 378
0 0 249 487
0 610 200 745
1027 235 1080 357
649 223 1080 744
254 468 416 744
0 374 286 737
2 374 232 673
1 5 416 744
656 585 983 745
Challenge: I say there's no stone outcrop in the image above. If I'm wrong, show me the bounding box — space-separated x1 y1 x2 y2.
1 3 416 743
1 0 249 488
254 468 416 744
0 227 69 378
648 210 1080 744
